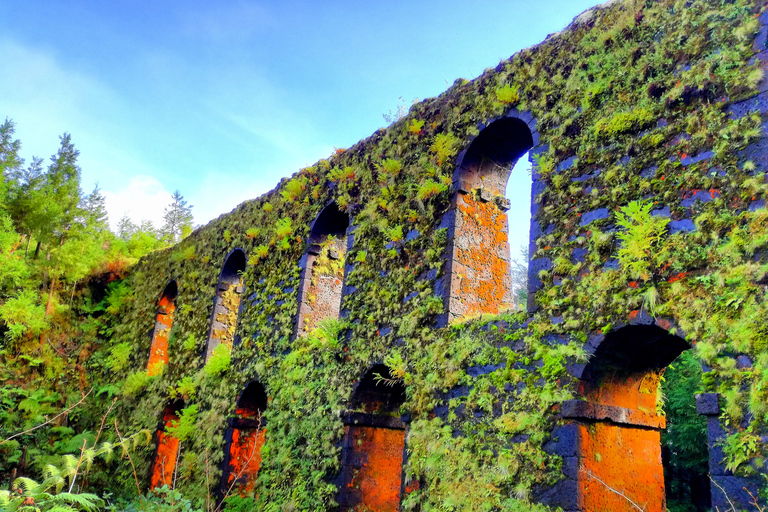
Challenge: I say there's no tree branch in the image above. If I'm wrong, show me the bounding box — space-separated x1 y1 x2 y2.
1 388 93 446
585 470 646 512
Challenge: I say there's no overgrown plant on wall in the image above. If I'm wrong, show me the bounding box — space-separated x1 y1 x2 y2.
3 0 768 510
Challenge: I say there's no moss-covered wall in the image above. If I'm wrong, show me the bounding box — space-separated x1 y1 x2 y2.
102 0 768 510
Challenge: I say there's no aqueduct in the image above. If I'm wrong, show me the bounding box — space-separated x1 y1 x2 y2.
108 0 768 509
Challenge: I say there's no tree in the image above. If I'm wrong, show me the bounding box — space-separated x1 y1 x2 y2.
161 190 193 244
80 184 108 233
116 215 137 241
510 245 528 310
11 134 83 259
0 118 23 185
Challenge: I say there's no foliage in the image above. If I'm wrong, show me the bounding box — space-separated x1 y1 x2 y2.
4 0 768 509
122 371 153 397
495 84 520 105
108 486 203 512
661 350 709 511
429 133 460 166
166 405 199 443
162 191 194 244
1 476 104 512
203 344 231 378
615 200 670 281
592 107 655 138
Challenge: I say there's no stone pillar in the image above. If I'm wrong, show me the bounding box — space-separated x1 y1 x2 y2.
696 393 764 511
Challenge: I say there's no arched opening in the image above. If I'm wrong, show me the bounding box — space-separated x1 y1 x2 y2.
507 152 532 310
205 249 246 361
150 399 184 490
147 281 178 376
221 382 268 497
339 364 407 512
660 349 710 512
446 117 535 323
296 202 350 336
564 324 693 512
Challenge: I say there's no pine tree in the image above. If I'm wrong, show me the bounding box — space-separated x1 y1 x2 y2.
0 118 23 179
161 190 193 244
80 184 108 233
116 214 137 240
21 134 83 258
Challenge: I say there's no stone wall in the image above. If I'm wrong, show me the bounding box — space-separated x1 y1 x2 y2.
104 0 768 509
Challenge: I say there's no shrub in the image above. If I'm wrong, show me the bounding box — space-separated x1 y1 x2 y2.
204 343 231 378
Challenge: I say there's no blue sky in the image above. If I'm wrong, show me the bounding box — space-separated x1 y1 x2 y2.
0 0 599 255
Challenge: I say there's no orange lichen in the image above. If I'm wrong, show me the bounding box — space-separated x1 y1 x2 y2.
227 428 266 495
577 422 665 512
341 426 406 512
150 406 180 490
211 285 243 350
450 192 512 321
575 368 666 511
300 238 346 334
577 370 662 413
147 295 176 376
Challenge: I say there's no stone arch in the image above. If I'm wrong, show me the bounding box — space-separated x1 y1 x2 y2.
147 280 178 376
221 381 268 496
295 201 350 336
561 321 691 512
150 399 184 490
339 364 407 512
205 249 246 361
442 113 538 324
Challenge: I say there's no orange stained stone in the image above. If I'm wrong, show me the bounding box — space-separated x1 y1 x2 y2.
577 370 661 412
150 407 180 490
147 295 176 376
577 422 665 512
227 428 266 495
341 426 406 512
453 193 512 319
576 367 666 511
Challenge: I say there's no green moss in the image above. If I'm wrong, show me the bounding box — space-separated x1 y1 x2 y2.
592 107 656 138
20 0 768 507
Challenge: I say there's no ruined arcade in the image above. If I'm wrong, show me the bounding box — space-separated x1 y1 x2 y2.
103 0 768 510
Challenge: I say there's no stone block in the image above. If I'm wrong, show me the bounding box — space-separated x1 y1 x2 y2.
728 91 768 119
695 392 719 415
579 207 609 226
669 219 696 233
535 478 579 510
543 424 579 457
495 196 511 211
557 155 577 172
711 475 763 512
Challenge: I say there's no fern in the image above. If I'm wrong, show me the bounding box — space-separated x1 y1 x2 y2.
615 200 670 280
50 492 104 512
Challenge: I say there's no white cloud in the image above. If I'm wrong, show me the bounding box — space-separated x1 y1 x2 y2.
179 1 273 43
103 175 173 231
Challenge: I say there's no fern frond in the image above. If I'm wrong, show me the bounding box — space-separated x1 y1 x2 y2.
46 506 79 512
83 447 97 472
61 454 79 477
51 492 104 511
41 465 66 494
98 442 114 463
13 476 41 495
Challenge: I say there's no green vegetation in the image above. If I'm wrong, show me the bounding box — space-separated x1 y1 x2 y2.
661 350 709 512
3 0 768 509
